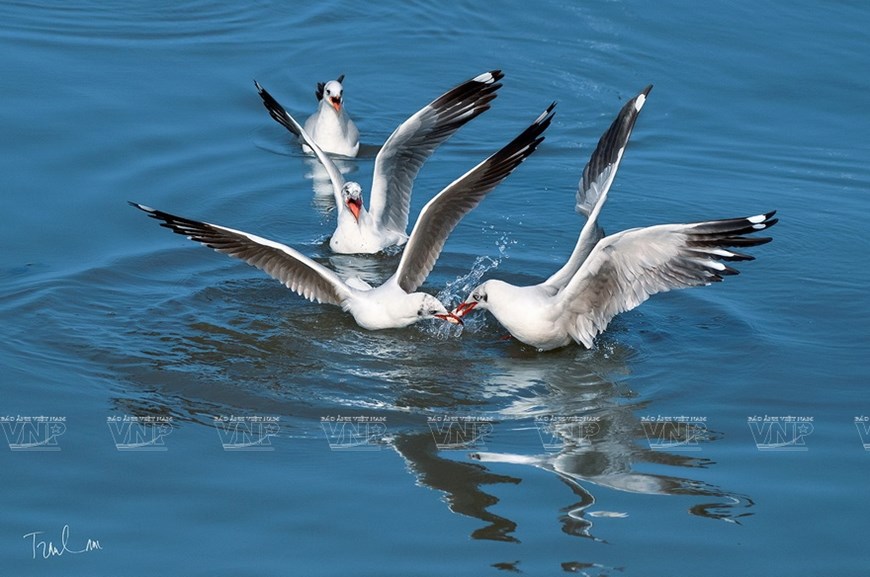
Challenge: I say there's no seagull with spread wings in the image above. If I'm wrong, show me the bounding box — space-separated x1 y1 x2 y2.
130 103 554 331
255 71 504 254
453 85 778 350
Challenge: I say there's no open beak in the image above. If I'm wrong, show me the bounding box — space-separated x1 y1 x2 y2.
434 313 463 325
330 96 342 113
346 197 362 221
451 301 478 318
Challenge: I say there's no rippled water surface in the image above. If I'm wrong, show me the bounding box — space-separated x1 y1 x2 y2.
2 1 869 575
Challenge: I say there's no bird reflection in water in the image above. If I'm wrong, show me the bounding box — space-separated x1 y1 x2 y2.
390 350 753 542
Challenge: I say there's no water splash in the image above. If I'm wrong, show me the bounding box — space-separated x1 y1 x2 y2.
428 233 514 340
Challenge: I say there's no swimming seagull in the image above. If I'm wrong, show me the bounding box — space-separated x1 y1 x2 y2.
453 86 778 350
263 74 360 157
255 71 504 254
129 103 554 331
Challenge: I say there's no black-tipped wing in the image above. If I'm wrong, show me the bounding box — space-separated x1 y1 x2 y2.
254 80 345 204
577 85 652 216
394 103 556 293
129 202 352 306
560 211 778 348
544 85 653 291
368 70 504 236
256 80 306 140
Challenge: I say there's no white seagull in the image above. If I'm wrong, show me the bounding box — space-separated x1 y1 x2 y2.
129 103 554 331
255 71 504 254
263 74 360 157
453 85 778 350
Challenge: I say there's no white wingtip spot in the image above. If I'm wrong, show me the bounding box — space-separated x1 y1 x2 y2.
752 223 767 230
473 72 494 84
747 214 767 224
534 103 555 123
708 260 727 271
634 93 646 112
709 248 736 258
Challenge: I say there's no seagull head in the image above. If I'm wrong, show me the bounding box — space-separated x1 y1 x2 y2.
341 182 364 221
416 293 463 325
322 79 344 113
452 282 491 318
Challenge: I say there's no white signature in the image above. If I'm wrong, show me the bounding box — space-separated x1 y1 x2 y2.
23 525 102 559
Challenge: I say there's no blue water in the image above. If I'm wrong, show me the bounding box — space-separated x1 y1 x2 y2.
2 1 869 575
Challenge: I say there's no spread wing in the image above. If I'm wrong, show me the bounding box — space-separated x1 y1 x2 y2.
544 85 652 290
559 212 778 348
129 202 353 306
367 70 504 236
394 103 556 293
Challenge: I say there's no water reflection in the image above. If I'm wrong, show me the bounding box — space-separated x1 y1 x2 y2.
30 257 754 546
391 351 753 542
304 155 358 202
472 445 751 539
392 431 521 542
325 249 402 288
254 126 365 208
101 276 752 542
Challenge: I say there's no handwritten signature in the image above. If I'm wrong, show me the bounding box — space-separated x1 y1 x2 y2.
23 525 102 559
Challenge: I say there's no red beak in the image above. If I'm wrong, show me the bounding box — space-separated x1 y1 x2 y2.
452 301 478 318
346 197 362 221
434 313 463 325
330 96 342 113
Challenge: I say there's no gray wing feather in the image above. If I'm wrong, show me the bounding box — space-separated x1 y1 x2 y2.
368 71 504 236
576 85 652 216
130 202 351 306
560 212 778 348
544 85 652 290
395 103 555 293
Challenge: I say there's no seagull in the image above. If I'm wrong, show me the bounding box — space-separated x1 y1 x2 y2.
307 74 359 157
255 71 504 254
453 85 778 351
129 103 554 331
261 74 359 157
